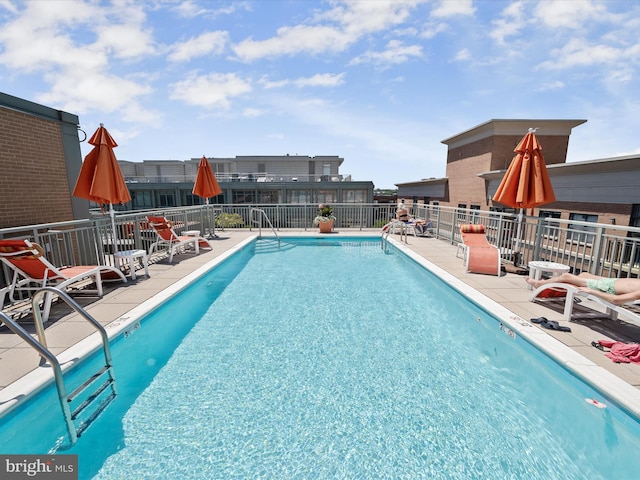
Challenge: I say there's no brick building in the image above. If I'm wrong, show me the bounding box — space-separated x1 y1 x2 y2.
396 118 640 230
0 92 86 229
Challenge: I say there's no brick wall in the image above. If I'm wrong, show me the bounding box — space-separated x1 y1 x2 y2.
0 107 74 228
445 152 492 209
443 133 572 210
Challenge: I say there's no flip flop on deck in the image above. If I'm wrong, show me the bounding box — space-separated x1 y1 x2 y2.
530 317 572 332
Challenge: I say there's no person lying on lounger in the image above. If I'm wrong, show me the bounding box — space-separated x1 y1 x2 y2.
413 219 431 236
525 273 640 306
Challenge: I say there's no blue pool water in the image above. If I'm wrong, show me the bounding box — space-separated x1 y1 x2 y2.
1 237 640 479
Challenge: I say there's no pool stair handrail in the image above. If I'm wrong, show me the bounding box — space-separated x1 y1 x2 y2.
0 287 118 448
381 220 409 248
250 208 280 247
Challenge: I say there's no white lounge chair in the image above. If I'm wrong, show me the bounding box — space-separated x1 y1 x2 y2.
530 282 640 327
0 238 127 321
146 216 211 263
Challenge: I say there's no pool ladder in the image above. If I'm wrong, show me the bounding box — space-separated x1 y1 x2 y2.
250 208 280 247
381 221 409 251
0 287 117 448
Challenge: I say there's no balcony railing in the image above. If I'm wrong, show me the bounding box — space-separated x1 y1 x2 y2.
123 173 352 183
2 204 640 308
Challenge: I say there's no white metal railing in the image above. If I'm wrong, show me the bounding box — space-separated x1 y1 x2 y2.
2 204 640 305
124 173 351 183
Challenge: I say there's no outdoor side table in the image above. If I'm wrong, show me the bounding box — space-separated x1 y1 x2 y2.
527 261 570 288
114 249 149 281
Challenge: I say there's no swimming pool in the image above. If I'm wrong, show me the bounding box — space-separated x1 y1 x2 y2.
1 236 640 479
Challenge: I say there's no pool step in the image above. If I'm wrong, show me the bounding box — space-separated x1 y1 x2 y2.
255 238 296 254
68 364 118 438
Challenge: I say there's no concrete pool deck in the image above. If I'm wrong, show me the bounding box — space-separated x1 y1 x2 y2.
2 229 640 416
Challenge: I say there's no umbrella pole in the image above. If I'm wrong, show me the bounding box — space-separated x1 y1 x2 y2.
513 209 524 265
206 199 218 239
110 204 119 255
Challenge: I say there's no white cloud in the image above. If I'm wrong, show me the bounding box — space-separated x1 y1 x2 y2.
489 0 526 46
293 73 345 88
169 72 252 109
233 0 421 62
38 70 155 123
172 0 210 18
538 80 565 91
168 31 229 62
233 25 351 62
540 38 636 70
259 76 290 89
535 0 609 29
453 48 471 62
430 0 475 18
172 0 250 19
419 21 448 39
0 0 18 14
259 73 345 89
349 39 423 67
95 23 156 59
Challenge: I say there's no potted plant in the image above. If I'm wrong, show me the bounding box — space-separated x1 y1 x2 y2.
314 203 336 233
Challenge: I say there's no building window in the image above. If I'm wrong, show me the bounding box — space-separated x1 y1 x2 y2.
470 204 480 223
316 190 337 205
568 213 597 245
630 205 640 231
539 210 561 238
343 189 367 203
258 190 280 203
287 190 312 204
131 190 152 209
232 190 255 204
184 193 200 206
457 204 467 222
158 191 176 207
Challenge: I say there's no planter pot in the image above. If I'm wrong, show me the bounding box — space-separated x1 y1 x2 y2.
318 220 334 233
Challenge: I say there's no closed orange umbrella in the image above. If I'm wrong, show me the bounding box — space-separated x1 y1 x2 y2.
192 155 222 201
73 124 131 206
73 124 131 253
493 129 556 209
193 155 222 238
493 129 556 260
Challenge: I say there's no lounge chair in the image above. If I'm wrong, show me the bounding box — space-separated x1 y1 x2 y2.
0 238 127 321
146 216 211 262
381 219 432 237
456 224 501 275
530 282 640 327
414 220 433 237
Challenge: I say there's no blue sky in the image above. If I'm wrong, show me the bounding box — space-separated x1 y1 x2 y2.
1 0 639 189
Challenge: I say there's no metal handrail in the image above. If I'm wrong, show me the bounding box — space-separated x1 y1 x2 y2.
0 287 118 447
0 310 77 445
250 208 280 247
